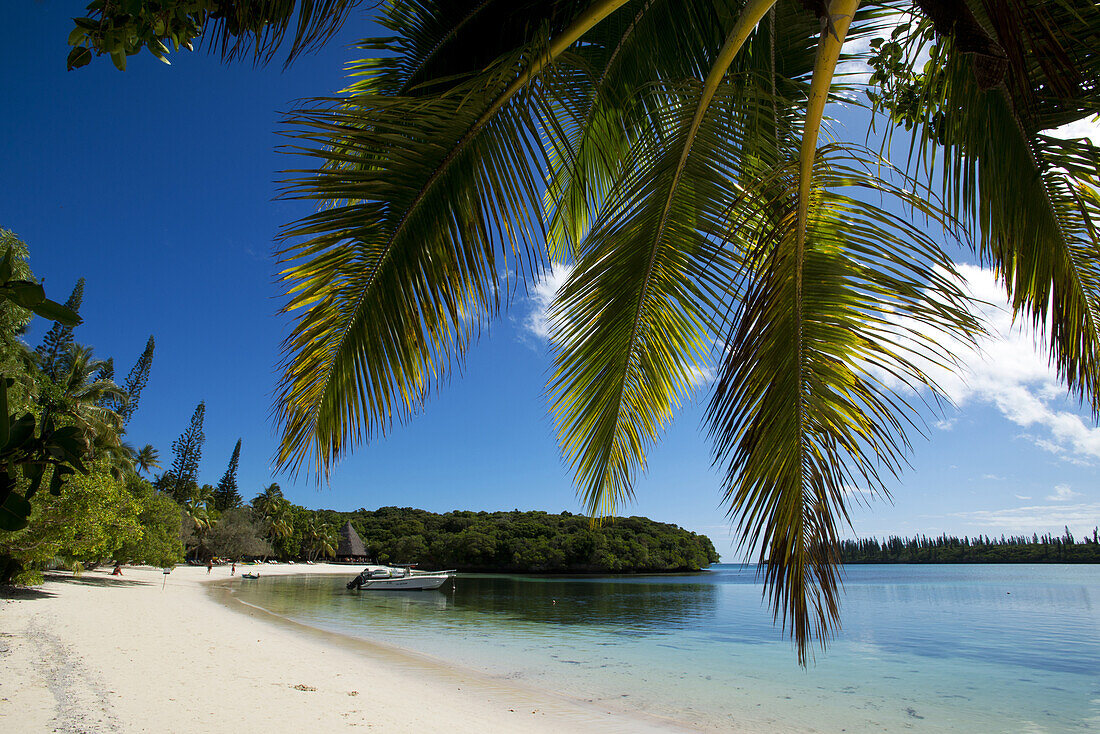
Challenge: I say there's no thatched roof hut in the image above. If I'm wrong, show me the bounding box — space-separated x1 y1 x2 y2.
336 521 368 560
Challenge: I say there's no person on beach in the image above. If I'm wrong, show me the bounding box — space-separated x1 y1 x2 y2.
231 562 236 576
207 559 213 574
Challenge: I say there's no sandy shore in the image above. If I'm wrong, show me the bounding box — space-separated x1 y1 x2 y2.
1 564 689 733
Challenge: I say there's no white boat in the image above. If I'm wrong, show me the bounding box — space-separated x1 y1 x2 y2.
346 565 456 591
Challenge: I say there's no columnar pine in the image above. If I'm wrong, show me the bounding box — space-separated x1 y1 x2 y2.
119 335 154 424
167 401 205 503
213 438 243 511
35 277 85 379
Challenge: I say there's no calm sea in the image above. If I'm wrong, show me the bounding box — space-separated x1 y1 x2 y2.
228 564 1100 732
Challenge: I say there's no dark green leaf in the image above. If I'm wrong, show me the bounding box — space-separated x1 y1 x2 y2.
68 47 93 70
22 462 44 499
0 491 32 531
29 298 81 326
4 280 46 307
3 414 35 453
50 465 75 496
0 247 12 283
0 375 7 448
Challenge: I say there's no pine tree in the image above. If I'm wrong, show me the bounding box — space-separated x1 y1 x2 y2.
119 335 154 424
36 277 84 379
213 438 243 511
168 401 205 503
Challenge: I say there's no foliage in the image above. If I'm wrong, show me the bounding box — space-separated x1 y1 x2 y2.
66 0 368 70
295 506 717 572
118 335 155 424
35 278 85 381
54 0 1100 661
114 476 186 567
134 444 161 476
838 529 1100 564
0 241 87 532
212 438 242 511
167 401 205 502
0 465 142 584
205 506 271 560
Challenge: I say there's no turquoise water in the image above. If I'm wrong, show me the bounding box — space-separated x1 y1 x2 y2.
229 564 1100 732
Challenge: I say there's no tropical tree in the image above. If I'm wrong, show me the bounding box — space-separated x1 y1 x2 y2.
301 517 336 561
167 401 206 503
52 344 130 465
118 335 155 424
35 278 84 380
134 444 161 477
65 1 1100 662
251 482 285 517
212 438 243 511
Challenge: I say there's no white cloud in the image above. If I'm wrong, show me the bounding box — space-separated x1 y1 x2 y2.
1046 115 1100 147
686 365 715 389
950 502 1100 535
880 265 1100 465
982 474 1004 481
1047 484 1080 502
1014 494 1031 500
933 418 957 431
522 263 573 342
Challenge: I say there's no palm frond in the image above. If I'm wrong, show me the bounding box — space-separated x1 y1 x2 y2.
707 148 980 664
275 0 632 478
547 0 780 517
203 0 370 66
896 16 1100 415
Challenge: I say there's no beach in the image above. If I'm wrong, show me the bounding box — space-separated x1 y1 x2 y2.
0 564 686 733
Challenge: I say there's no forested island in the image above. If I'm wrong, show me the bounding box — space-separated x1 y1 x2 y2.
317 507 719 573
838 530 1100 564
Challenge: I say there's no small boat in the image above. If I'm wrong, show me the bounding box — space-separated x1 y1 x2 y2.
241 572 260 579
346 565 455 591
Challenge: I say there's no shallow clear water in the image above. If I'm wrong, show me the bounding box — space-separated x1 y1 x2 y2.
230 564 1100 732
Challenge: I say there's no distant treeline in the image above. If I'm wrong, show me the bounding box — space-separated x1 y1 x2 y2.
321 507 720 573
838 528 1100 564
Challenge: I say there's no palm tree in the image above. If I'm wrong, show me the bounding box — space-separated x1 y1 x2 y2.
134 444 161 477
93 1 1100 662
251 483 285 517
54 344 128 442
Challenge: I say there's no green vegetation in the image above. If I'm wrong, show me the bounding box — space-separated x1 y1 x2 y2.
838 529 1100 564
330 507 719 573
0 229 183 583
49 1 1100 660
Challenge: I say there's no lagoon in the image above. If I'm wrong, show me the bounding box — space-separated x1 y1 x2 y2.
229 564 1100 732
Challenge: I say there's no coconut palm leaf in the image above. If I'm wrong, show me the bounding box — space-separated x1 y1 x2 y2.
274 0 632 478
204 0 370 66
887 1 1100 414
707 149 980 664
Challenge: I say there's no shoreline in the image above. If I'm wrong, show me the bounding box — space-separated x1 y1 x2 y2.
0 564 700 733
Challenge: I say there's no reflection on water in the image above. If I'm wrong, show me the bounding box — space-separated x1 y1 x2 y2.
231 565 1100 733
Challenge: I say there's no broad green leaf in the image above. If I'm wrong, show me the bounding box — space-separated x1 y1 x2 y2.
29 298 82 326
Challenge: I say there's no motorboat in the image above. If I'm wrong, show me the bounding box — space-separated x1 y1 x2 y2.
346 564 455 591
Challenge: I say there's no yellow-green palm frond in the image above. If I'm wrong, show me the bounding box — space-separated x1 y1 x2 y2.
274 0 633 479
886 1 1100 415
707 149 981 664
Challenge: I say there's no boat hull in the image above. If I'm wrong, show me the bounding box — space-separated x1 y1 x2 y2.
347 565 456 591
357 574 452 590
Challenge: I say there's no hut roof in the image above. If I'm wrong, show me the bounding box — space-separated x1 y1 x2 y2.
336 521 368 558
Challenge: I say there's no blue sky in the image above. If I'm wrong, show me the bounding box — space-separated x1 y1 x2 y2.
3 4 1097 557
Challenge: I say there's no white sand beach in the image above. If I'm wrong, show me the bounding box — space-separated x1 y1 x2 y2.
0 564 692 733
